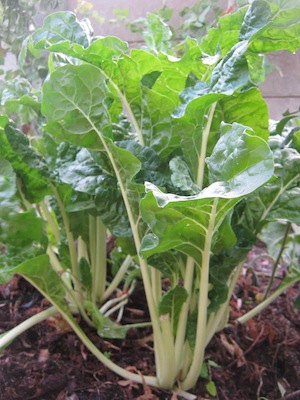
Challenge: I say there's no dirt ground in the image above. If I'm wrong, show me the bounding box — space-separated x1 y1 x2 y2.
0 247 299 400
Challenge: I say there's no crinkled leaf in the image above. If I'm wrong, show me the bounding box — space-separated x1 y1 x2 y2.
148 251 181 281
55 143 131 237
0 158 18 216
1 77 40 124
215 89 269 141
42 64 120 149
143 13 172 54
249 1 300 53
30 11 92 52
169 156 200 195
0 159 47 281
239 1 271 41
0 118 50 202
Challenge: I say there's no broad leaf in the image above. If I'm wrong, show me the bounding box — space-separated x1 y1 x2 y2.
141 123 273 263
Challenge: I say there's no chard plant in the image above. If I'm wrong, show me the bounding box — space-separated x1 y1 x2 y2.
1 1 300 397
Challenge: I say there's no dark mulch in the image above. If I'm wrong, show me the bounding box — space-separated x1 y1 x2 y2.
0 249 299 400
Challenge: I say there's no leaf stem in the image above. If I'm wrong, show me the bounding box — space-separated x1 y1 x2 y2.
100 69 145 146
47 245 72 290
0 306 57 352
158 314 176 389
237 276 299 325
102 255 132 302
181 199 217 390
39 199 61 243
263 221 291 300
51 184 79 284
92 216 107 303
174 256 195 372
16 178 33 210
151 267 162 306
197 102 217 189
260 174 300 222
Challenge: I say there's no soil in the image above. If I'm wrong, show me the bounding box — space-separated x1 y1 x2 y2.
0 246 299 400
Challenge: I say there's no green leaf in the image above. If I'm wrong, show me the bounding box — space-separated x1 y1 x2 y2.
207 122 273 191
30 11 92 51
7 255 70 315
0 159 46 282
259 221 300 266
206 380 217 397
239 0 271 41
0 158 18 216
216 89 269 141
55 143 131 237
209 40 249 94
143 13 172 54
42 63 145 239
140 123 273 262
85 300 130 339
244 145 300 231
42 64 120 149
169 156 200 195
158 286 188 335
0 119 50 203
1 77 40 124
249 1 300 53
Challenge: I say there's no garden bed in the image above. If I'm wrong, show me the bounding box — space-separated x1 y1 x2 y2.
1 247 299 400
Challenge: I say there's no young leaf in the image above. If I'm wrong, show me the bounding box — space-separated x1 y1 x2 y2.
143 13 172 54
85 300 130 339
158 286 188 335
30 11 92 51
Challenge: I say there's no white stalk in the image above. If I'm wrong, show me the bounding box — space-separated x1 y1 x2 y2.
181 199 217 390
158 314 177 389
151 267 162 306
102 255 132 301
237 276 299 325
51 185 79 285
39 199 61 243
0 306 57 351
93 216 107 303
174 256 195 372
47 245 72 290
197 103 217 189
205 262 243 345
